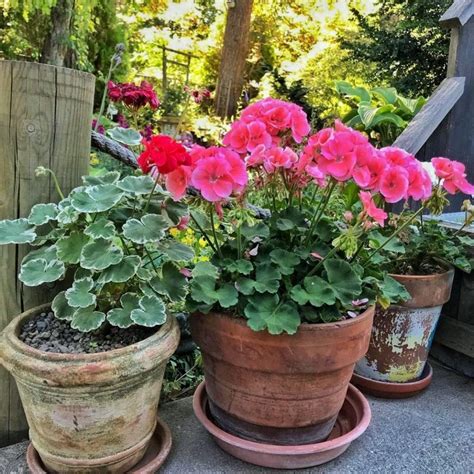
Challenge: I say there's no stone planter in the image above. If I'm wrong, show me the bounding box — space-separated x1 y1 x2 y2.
355 269 454 383
0 304 180 473
190 308 374 445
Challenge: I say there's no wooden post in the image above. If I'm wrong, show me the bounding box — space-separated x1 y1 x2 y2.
0 61 95 446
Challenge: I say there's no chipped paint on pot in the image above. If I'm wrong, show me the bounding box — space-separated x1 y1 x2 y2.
355 269 454 384
0 304 180 473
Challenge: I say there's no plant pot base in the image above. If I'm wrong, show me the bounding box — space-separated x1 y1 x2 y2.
351 362 433 399
193 381 371 469
26 417 172 474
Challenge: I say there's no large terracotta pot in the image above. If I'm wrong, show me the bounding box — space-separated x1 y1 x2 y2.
355 269 454 383
190 308 374 445
0 304 180 473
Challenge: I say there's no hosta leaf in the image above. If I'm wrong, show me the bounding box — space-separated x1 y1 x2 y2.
57 232 90 264
123 214 169 243
131 295 167 327
19 258 65 286
107 126 142 146
270 249 300 275
0 219 36 244
98 255 141 284
80 238 123 270
22 245 57 265
149 262 187 301
254 263 280 293
71 184 124 213
372 87 398 105
335 81 372 103
65 277 96 308
83 171 121 185
107 293 139 328
84 218 116 240
290 276 336 307
71 306 106 332
52 291 75 320
244 294 300 335
324 259 362 305
28 203 58 225
117 175 155 195
157 240 195 261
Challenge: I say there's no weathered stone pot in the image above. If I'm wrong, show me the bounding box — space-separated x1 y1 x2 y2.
190 308 374 445
0 304 180 473
355 269 454 384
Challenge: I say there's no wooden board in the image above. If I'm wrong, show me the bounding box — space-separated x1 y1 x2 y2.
435 317 474 357
0 61 95 446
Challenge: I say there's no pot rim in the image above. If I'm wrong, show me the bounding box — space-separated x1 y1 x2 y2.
389 267 454 281
2 303 173 363
194 305 375 333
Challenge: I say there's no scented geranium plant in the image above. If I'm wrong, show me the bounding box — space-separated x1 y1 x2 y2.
0 166 193 332
137 98 474 335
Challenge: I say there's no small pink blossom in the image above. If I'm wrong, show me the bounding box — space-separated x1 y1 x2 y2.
432 157 474 195
247 120 272 151
379 166 409 203
176 215 190 230
360 191 388 226
166 166 191 200
263 147 295 173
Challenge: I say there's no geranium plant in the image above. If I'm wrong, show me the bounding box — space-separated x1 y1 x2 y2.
0 163 193 332
136 98 474 335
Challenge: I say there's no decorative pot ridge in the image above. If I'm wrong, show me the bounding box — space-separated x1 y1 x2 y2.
0 304 180 473
0 304 178 387
191 307 374 445
355 269 454 385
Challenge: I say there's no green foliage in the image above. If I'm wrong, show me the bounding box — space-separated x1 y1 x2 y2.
106 127 143 146
336 80 426 146
1 168 191 332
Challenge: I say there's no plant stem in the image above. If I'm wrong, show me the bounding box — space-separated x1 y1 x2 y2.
305 179 336 245
144 179 159 213
363 206 425 267
209 205 223 259
190 212 218 254
95 59 115 132
305 246 338 278
47 169 65 200
144 246 159 273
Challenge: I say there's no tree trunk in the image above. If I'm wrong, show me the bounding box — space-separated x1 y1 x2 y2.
215 0 254 119
40 0 74 67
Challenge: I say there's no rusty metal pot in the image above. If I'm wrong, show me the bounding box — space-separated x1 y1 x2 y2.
0 304 180 473
355 269 454 383
190 307 374 445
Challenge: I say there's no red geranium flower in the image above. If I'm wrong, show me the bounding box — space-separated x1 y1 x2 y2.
107 81 159 110
138 135 191 175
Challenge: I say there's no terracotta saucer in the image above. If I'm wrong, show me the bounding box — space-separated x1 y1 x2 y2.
193 381 371 469
351 362 433 399
26 417 172 473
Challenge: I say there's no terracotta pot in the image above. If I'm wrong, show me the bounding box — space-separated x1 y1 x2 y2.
0 304 180 473
355 269 454 383
190 308 374 445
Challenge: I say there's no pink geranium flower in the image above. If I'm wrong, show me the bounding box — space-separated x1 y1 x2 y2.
379 166 409 203
360 191 388 227
319 132 357 181
290 109 311 143
263 147 295 173
380 147 413 167
406 162 432 200
432 157 474 195
222 121 249 154
166 166 191 200
247 120 272 151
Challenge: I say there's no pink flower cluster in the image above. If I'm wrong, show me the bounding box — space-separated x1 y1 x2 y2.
432 158 474 195
302 121 433 204
223 98 311 153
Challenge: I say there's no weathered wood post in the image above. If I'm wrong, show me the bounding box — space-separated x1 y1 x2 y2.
0 61 95 446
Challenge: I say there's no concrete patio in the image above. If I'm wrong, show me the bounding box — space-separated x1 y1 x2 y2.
1 360 472 473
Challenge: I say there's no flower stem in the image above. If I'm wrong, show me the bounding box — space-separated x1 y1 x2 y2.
95 60 115 132
305 179 336 245
305 246 338 279
144 179 159 213
190 212 218 254
209 205 223 259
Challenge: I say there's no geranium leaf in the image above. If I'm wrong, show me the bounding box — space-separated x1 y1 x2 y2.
22 245 57 265
192 261 219 279
56 232 90 264
107 126 142 146
28 203 58 225
379 274 411 304
123 214 169 243
80 238 123 270
19 258 65 286
117 175 156 195
107 293 140 328
244 294 300 335
226 259 253 275
157 240 195 261
215 284 238 308
324 259 362 305
162 199 187 224
270 249 300 275
131 295 167 327
84 218 116 240
290 276 336 307
71 306 106 332
149 261 187 301
52 291 75 320
0 219 36 244
98 255 141 284
241 222 269 240
71 184 124 213
254 263 280 293
190 276 218 305
65 277 96 308
83 171 121 185
235 277 255 295
369 231 405 254
56 206 79 224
